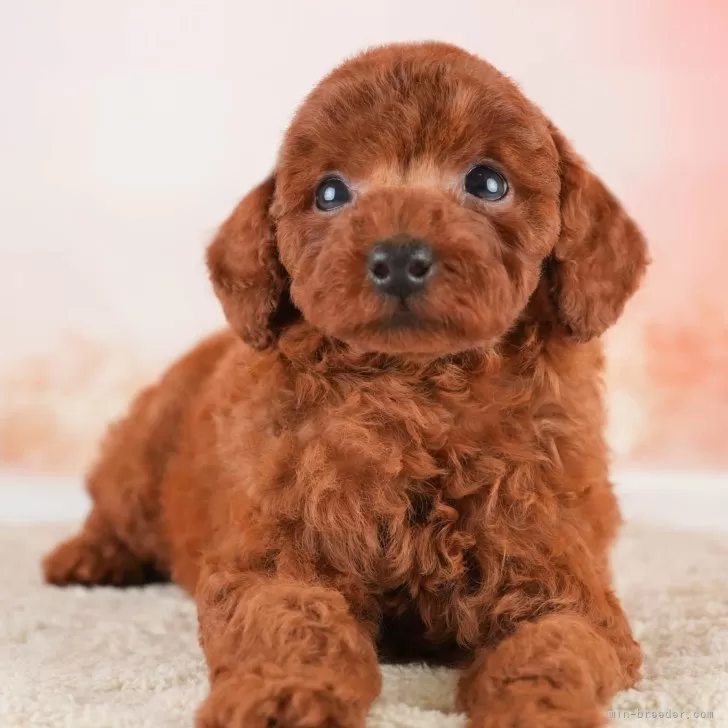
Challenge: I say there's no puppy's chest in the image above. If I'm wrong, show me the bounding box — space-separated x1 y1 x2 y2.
278 379 506 588
289 379 487 494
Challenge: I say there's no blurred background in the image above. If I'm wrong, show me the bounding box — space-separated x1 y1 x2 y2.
1 1 726 525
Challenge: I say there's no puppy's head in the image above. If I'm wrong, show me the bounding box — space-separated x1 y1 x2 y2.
208 42 649 356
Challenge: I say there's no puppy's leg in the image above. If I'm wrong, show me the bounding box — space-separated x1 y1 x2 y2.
42 334 232 588
195 566 381 728
42 384 174 587
457 593 641 728
43 508 164 586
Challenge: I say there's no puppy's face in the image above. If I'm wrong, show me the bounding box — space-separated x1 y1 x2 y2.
273 46 560 356
208 43 648 357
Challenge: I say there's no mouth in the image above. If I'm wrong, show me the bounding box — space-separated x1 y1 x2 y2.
357 301 441 334
381 308 431 331
326 294 482 354
331 303 483 357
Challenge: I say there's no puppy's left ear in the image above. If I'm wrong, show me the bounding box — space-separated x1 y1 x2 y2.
207 175 289 350
549 128 650 341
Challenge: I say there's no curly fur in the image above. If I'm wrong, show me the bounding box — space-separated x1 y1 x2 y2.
43 42 649 728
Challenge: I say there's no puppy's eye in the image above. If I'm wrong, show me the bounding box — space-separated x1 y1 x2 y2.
315 177 351 211
464 165 509 201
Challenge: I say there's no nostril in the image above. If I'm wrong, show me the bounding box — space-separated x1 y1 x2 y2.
370 260 391 282
407 257 432 281
406 245 434 284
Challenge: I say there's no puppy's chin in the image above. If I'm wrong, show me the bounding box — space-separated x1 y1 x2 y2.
321 314 497 359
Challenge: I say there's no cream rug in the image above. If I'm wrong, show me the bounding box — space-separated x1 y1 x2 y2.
1 523 727 728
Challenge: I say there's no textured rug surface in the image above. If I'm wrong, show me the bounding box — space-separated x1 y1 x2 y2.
1 523 727 727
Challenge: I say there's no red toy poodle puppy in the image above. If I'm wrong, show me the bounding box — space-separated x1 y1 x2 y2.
43 42 649 728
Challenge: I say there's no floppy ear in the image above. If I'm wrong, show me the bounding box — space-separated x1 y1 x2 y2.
548 128 650 341
206 176 288 350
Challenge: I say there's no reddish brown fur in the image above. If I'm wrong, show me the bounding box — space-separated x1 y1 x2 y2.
43 42 649 727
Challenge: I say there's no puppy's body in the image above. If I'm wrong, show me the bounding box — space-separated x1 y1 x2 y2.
44 42 647 728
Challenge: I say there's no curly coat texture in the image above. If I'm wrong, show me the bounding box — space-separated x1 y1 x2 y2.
43 42 649 728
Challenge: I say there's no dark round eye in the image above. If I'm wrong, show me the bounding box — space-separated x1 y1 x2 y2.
315 177 351 211
464 165 509 201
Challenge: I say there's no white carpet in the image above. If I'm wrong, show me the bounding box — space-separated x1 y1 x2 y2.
1 522 727 728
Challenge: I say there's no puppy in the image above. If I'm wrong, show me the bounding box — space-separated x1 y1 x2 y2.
43 42 649 728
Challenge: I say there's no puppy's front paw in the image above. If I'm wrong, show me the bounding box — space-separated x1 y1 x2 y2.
196 664 369 728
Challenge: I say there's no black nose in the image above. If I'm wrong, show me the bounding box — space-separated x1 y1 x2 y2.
367 239 434 298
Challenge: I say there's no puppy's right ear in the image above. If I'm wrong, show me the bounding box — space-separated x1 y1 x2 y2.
548 128 649 340
206 176 287 350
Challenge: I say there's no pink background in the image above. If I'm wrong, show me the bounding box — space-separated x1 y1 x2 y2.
1 1 726 473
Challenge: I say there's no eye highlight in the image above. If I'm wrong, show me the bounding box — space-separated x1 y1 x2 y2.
464 165 509 201
315 177 352 211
